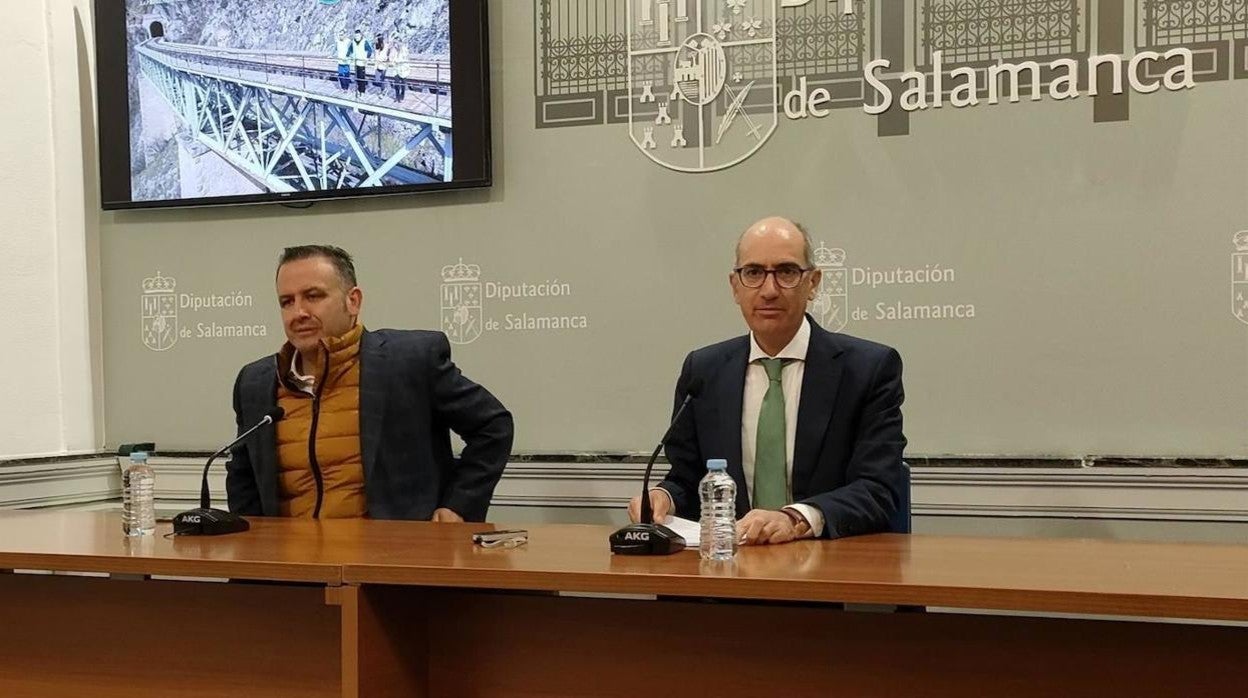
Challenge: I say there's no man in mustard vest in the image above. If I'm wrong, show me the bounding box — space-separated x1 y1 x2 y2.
226 245 514 521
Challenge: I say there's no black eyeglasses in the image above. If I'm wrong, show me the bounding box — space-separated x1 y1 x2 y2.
734 264 813 289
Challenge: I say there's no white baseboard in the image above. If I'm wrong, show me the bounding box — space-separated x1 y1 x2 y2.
2 457 1246 522
0 457 119 509
912 467 1248 521
493 462 1248 522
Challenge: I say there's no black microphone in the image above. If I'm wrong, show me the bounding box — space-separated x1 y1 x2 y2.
610 378 703 555
173 407 285 536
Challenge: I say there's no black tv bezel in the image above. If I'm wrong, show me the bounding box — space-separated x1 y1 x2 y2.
95 0 491 211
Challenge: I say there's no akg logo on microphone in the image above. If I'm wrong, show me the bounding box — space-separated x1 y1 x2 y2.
624 531 650 542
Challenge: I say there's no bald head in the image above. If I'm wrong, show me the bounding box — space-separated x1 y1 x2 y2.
729 216 823 355
735 217 815 269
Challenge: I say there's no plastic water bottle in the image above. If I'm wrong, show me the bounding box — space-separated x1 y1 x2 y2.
122 451 156 536
699 459 738 561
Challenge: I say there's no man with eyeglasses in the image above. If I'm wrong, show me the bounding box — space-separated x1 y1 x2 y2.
628 216 906 545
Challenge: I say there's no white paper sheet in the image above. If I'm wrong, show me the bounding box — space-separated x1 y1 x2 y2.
663 516 701 547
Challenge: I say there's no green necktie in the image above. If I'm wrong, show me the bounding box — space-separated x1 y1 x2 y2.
753 358 789 510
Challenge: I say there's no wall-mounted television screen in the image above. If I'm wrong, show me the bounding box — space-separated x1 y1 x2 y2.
95 0 490 210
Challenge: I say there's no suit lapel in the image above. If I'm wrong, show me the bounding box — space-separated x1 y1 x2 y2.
713 338 751 515
359 330 387 485
791 320 844 495
246 361 280 514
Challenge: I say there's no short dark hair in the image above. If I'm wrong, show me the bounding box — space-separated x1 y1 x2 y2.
277 245 358 289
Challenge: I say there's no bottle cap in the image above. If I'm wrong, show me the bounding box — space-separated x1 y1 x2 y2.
706 458 727 471
130 451 148 461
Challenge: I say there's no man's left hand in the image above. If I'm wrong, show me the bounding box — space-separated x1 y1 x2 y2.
431 508 464 523
737 509 801 546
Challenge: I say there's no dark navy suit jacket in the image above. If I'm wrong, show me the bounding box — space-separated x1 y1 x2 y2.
225 329 514 521
659 317 906 538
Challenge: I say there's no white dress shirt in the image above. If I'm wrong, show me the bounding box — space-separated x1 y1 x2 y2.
288 352 316 396
742 317 824 537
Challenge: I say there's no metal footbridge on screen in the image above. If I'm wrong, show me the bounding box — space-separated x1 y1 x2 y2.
136 38 453 192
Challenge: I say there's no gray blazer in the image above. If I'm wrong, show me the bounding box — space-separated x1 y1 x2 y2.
226 329 514 521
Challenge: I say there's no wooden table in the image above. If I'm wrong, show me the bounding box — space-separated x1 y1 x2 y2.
0 510 1245 697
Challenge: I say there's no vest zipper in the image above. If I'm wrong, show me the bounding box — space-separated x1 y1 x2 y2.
307 345 330 518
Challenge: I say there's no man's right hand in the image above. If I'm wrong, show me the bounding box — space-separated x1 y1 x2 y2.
627 488 673 523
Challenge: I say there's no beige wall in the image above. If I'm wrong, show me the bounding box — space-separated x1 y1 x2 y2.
0 0 99 458
3 2 1245 462
95 2 1248 458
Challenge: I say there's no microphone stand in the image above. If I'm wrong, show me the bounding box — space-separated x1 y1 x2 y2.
609 393 697 555
172 411 280 536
